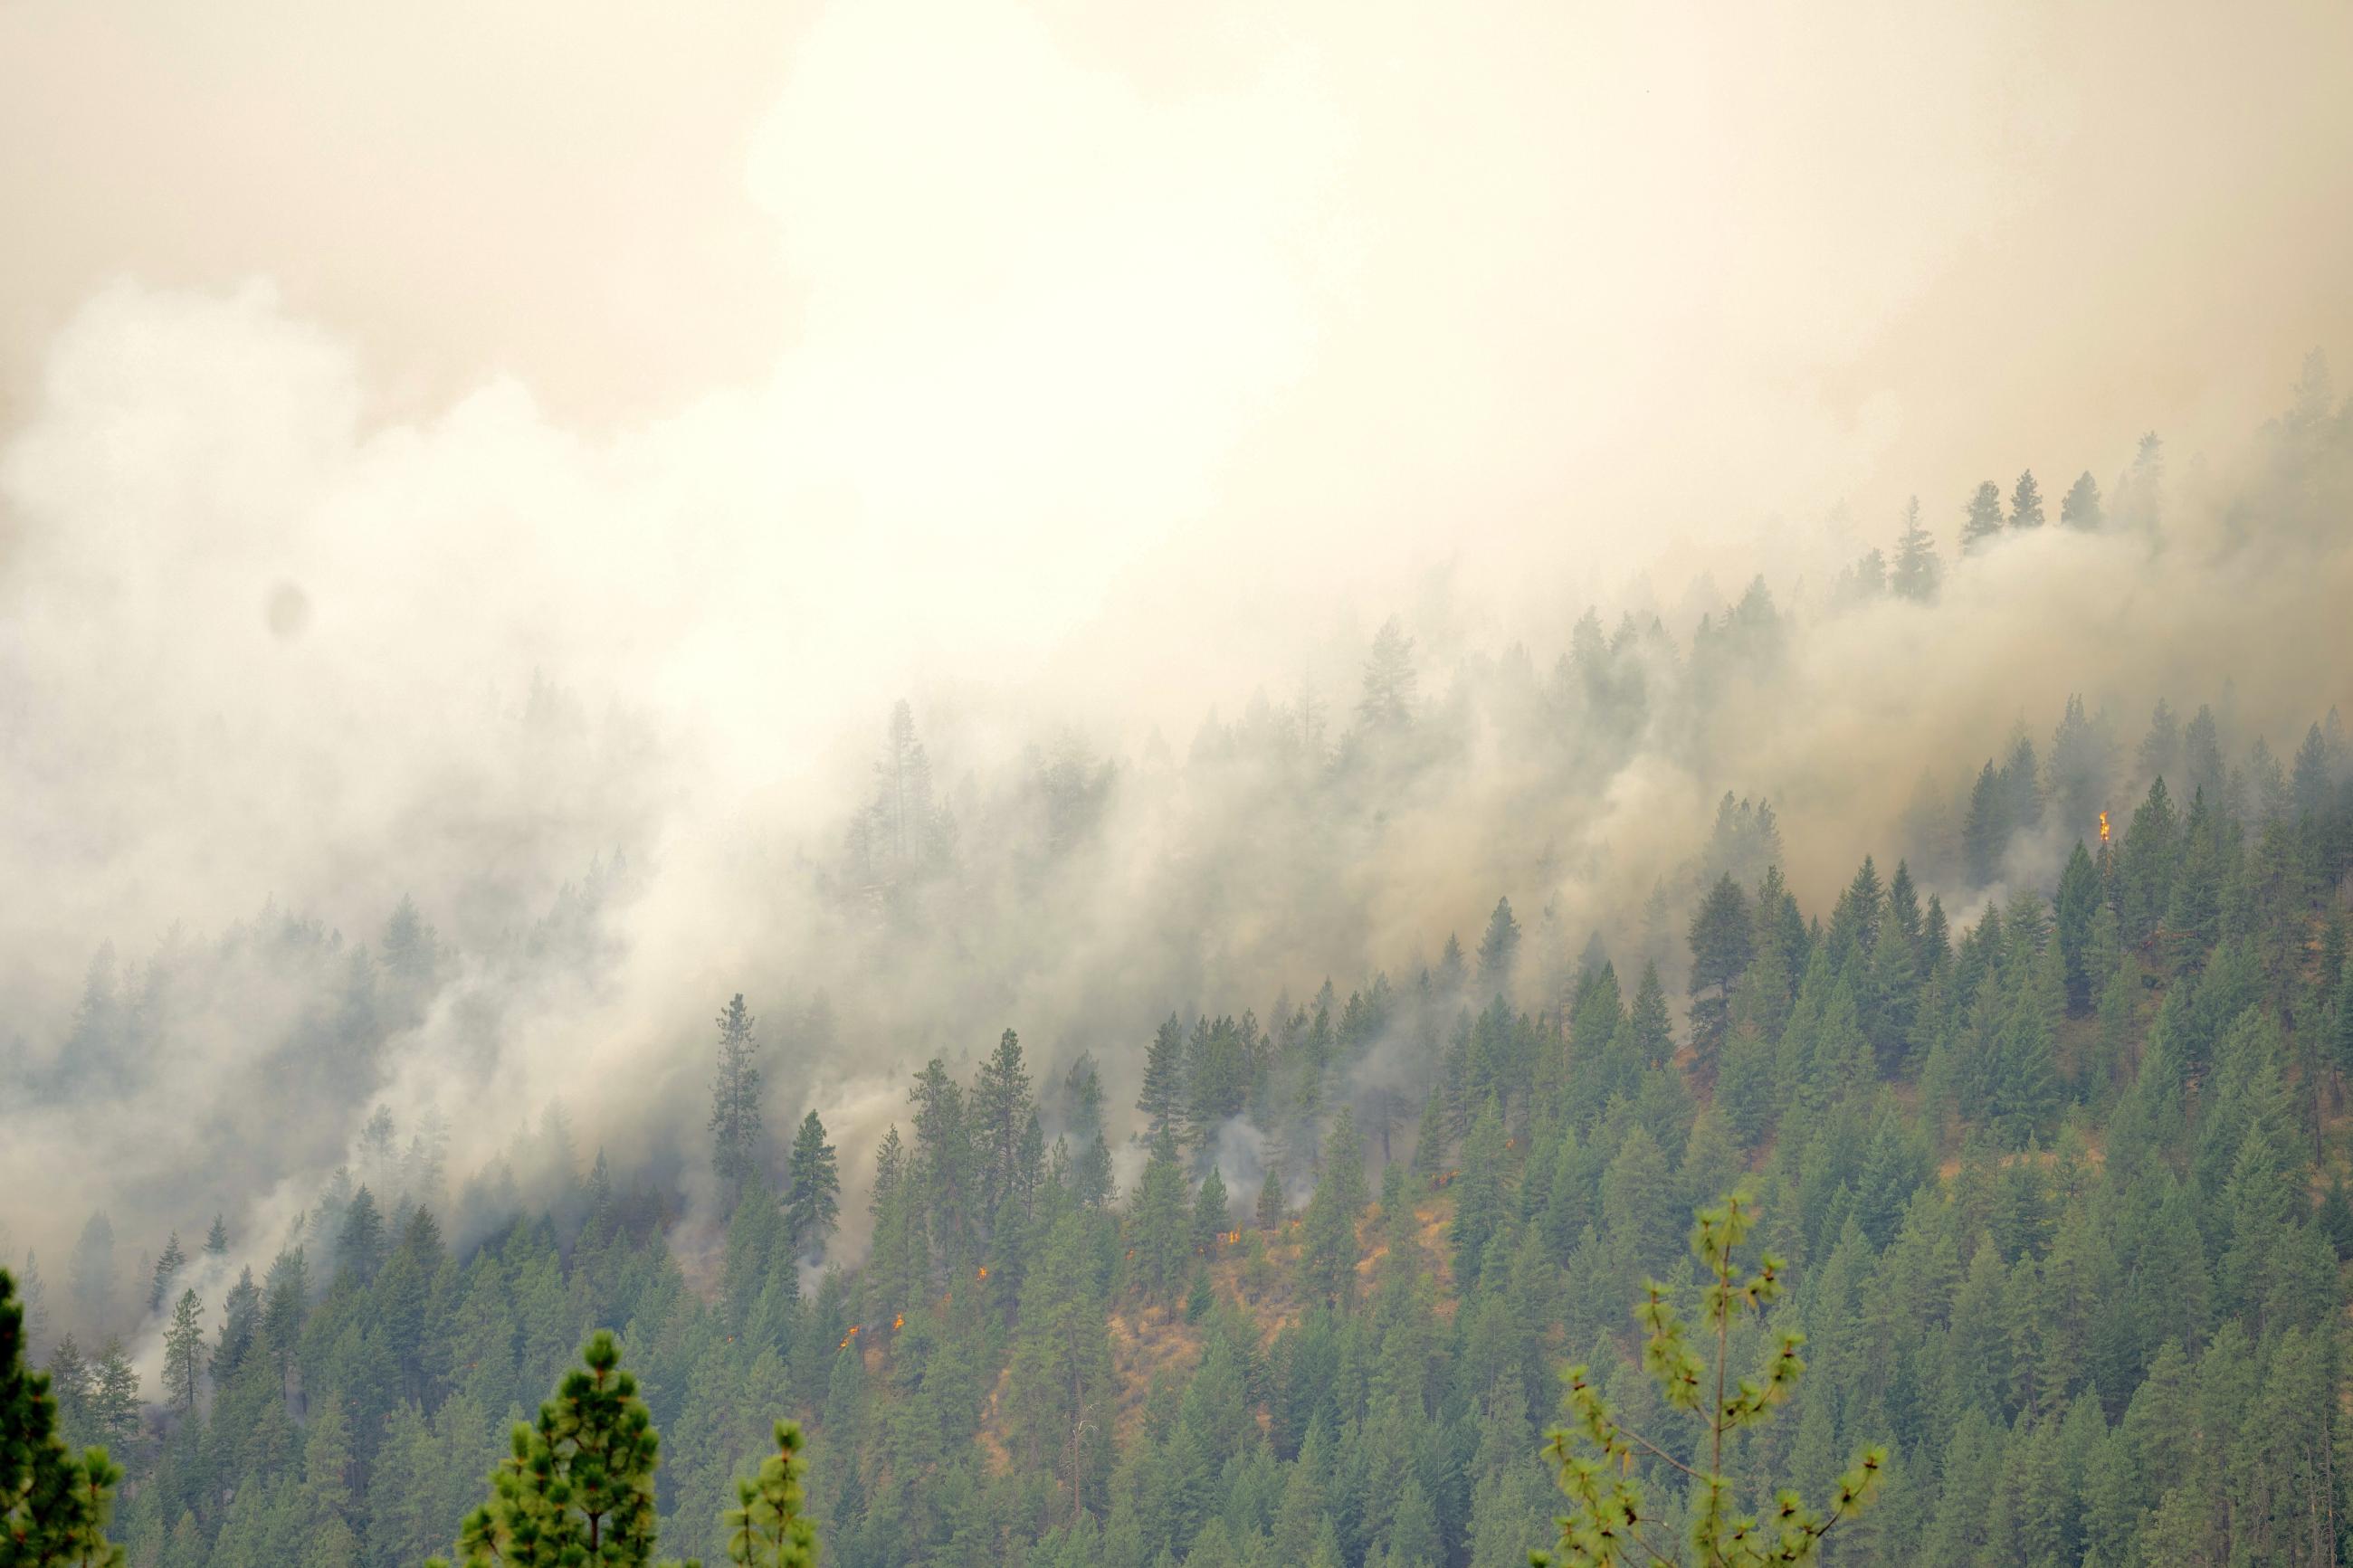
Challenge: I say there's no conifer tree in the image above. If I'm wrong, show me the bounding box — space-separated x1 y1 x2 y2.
337 1187 386 1284
721 1421 817 1568
1129 1133 1192 1302
144 1236 184 1317
1256 1168 1286 1231
972 1029 1034 1213
2 1266 127 1567
430 1331 673 1568
1687 876 1755 1061
782 1113 840 1264
1890 498 1940 602
2007 469 2044 529
211 1268 260 1383
1477 898 1521 996
1534 1189 1885 1566
1411 1081 1450 1181
710 994 764 1193
201 1218 228 1259
1959 480 2005 553
159 1289 204 1414
1138 1017 1187 1145
1194 1168 1231 1253
2060 470 2103 529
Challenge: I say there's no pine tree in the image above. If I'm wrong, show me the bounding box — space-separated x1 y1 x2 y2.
1411 1081 1450 1181
783 1112 841 1264
1194 1167 1231 1253
1533 1189 1886 1566
1256 1168 1286 1231
430 1332 671 1568
2008 469 2044 529
1687 875 1755 1061
1300 1113 1366 1308
336 1187 386 1284
2 1266 127 1566
721 1421 818 1568
1960 480 2005 554
211 1268 261 1383
1478 898 1521 997
710 994 764 1192
201 1218 228 1259
160 1288 205 1414
1138 1017 1187 1145
145 1235 185 1317
2060 471 2104 529
973 1029 1035 1214
1890 498 1941 602
1129 1134 1192 1303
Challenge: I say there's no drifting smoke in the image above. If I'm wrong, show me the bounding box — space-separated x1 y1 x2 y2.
2 0 2352 1373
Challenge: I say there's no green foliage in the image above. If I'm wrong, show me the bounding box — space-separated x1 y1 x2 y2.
430 1330 674 1568
710 995 764 1193
720 1422 815 1568
1536 1190 1885 1567
3 1265 126 1568
782 1114 840 1264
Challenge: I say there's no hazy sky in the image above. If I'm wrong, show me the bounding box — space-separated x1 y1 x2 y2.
7 0 2349 576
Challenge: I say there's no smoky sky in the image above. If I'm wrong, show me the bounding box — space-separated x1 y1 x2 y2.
4 0 2353 1307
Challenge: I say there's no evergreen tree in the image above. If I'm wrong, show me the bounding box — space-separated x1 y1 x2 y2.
145 1236 185 1317
1963 760 2009 888
429 1334 658 1567
1890 498 1940 602
1533 1190 1885 1566
720 1422 818 1568
973 1029 1036 1214
1193 1168 1231 1253
201 1218 228 1259
1256 1168 1287 1231
2007 469 2044 529
2 1266 127 1567
336 1186 386 1284
1687 875 1755 1061
1139 1017 1188 1145
782 1112 841 1264
2060 470 2103 529
159 1289 204 1415
710 994 764 1192
1960 480 2005 553
1477 899 1521 997
1130 1133 1193 1302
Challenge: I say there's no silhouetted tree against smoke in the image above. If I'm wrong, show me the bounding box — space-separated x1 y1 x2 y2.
1959 479 2005 553
2008 467 2044 529
709 993 763 1195
1891 496 1942 601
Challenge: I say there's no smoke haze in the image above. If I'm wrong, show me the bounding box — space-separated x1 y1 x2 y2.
4 0 2352 1357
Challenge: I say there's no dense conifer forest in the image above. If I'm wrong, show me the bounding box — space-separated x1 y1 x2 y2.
9 446 2353 1563
11 3 2353 1561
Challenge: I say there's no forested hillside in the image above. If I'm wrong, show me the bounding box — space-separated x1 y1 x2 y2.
9 676 2353 1565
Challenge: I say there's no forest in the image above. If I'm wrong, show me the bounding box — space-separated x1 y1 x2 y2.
12 2 2353 1560
8 423 2353 1564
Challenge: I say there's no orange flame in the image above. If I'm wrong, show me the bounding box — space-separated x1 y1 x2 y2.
838 1325 862 1349
2099 810 2110 844
892 1314 905 1330
976 1266 988 1280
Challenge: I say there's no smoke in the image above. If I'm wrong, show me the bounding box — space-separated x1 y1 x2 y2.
4 0 2353 1371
